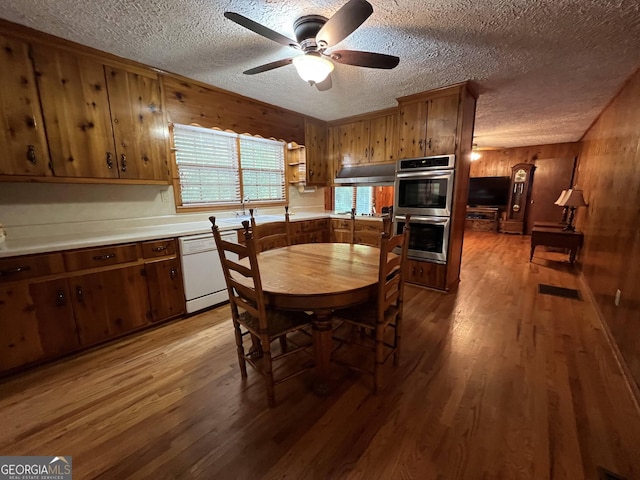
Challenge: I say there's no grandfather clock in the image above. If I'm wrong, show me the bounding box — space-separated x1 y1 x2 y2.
501 163 535 234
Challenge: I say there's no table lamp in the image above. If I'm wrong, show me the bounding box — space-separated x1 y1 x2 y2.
558 187 587 232
554 189 569 223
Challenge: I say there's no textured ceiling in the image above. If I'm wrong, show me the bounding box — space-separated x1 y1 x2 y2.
1 0 640 148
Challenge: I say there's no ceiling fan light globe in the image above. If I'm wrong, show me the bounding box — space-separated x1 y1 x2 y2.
292 55 334 83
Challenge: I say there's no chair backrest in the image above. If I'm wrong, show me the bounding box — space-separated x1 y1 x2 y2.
210 217 268 330
376 215 410 321
250 206 292 252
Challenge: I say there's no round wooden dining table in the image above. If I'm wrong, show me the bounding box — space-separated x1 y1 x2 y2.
238 242 382 393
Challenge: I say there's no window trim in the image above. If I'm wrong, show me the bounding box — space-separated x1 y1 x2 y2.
170 123 289 212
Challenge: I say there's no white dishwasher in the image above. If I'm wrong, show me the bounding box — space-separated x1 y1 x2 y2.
178 230 237 313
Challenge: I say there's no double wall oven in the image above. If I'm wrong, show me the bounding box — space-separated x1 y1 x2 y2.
394 154 455 263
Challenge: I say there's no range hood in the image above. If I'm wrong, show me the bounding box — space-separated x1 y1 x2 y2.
334 163 396 185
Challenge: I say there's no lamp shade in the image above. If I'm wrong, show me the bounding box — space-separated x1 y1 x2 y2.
554 189 569 205
558 188 587 207
292 54 334 83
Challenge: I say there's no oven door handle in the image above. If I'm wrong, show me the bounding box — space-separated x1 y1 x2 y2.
395 215 450 224
395 170 453 179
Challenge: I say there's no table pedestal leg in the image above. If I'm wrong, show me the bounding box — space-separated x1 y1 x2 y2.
312 310 333 396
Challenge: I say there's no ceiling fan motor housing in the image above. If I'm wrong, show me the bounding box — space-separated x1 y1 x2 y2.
294 15 328 51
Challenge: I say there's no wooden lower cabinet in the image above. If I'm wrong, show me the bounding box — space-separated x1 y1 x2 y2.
405 259 447 290
71 265 150 346
0 279 79 371
0 237 186 375
145 257 185 322
291 219 329 244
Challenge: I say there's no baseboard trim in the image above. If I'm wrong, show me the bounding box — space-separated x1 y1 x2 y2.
579 272 640 415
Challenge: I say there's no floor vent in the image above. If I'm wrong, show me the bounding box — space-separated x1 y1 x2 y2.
537 283 582 300
598 466 627 480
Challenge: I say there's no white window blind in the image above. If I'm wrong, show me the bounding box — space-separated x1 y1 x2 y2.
239 135 286 202
334 186 373 215
173 124 286 206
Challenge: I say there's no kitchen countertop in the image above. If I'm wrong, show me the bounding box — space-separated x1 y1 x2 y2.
0 212 383 258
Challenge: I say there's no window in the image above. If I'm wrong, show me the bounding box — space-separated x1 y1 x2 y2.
334 186 373 215
173 124 286 206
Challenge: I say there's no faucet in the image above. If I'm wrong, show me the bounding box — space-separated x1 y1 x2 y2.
239 196 250 216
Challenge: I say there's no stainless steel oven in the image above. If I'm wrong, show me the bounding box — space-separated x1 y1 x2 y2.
394 215 450 263
394 155 455 217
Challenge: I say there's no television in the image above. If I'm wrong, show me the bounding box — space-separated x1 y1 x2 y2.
467 176 511 207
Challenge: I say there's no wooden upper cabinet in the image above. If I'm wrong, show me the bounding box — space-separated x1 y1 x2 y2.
398 101 428 159
31 45 118 178
339 120 369 165
368 114 397 164
397 94 459 159
304 118 329 185
0 35 51 176
426 94 459 156
106 67 168 181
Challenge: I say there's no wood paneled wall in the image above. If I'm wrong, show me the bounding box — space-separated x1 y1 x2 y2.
575 68 640 394
470 143 581 177
162 76 306 144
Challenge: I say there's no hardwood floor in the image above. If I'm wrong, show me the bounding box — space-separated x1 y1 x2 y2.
1 232 639 479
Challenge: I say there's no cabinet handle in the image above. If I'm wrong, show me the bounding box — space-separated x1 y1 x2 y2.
419 267 424 275
370 147 374 157
170 267 177 280
152 245 168 252
427 138 432 150
0 265 31 277
309 169 314 177
27 145 36 164
92 253 116 261
56 290 66 306
121 154 127 172
418 139 423 150
75 286 84 303
106 152 113 169
364 147 368 158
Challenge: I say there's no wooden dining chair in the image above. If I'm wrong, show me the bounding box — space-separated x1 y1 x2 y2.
332 218 410 393
249 205 292 252
210 217 313 407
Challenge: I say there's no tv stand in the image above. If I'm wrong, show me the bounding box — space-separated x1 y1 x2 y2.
465 206 500 232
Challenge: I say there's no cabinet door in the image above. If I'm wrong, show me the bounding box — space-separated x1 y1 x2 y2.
354 220 383 247
339 121 369 165
0 35 51 176
397 102 427 159
368 114 396 164
145 258 185 322
304 118 328 185
31 45 118 178
0 279 78 372
405 259 447 290
425 94 459 155
71 265 150 346
327 126 341 180
106 67 168 181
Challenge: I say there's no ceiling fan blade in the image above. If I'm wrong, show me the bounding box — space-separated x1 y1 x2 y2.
329 50 399 69
315 75 332 91
243 58 293 75
316 0 373 48
224 12 299 49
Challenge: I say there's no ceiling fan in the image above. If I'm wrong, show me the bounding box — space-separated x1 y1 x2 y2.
224 0 399 91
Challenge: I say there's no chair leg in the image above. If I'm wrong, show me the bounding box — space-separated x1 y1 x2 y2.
233 319 247 377
374 325 384 394
279 334 288 354
393 315 402 367
261 336 275 407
